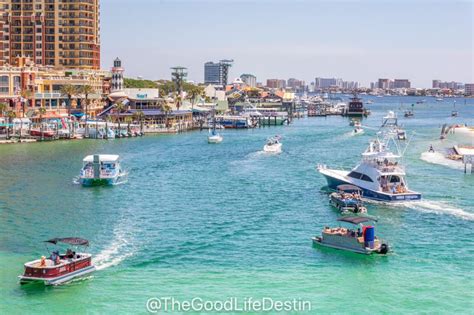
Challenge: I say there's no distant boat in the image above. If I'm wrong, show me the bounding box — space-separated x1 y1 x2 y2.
79 154 125 186
436 97 444 102
451 101 458 117
208 129 223 143
346 94 365 117
263 136 282 153
416 99 426 104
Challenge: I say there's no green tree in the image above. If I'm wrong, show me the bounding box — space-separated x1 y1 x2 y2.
0 102 7 117
78 85 94 137
124 78 158 89
20 89 33 118
37 107 47 140
60 84 77 116
6 110 16 139
115 101 125 137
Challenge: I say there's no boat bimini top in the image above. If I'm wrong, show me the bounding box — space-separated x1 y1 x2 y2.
337 216 377 225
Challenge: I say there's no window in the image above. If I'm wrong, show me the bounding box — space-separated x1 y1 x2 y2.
0 75 9 94
348 171 373 182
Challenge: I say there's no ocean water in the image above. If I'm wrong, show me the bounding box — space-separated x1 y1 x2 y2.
0 96 473 314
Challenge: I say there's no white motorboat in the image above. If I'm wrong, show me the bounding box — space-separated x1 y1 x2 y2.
208 106 223 143
79 154 125 186
312 217 389 255
352 127 364 135
317 134 421 202
208 129 223 143
381 111 407 140
263 136 282 153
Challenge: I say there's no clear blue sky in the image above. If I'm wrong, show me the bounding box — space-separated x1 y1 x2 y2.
100 0 473 88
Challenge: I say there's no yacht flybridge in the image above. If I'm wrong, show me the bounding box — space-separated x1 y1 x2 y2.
318 134 421 202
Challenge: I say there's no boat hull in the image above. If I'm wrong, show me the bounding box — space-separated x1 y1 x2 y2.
320 169 421 202
263 143 282 153
312 237 377 255
208 135 223 143
19 266 96 286
79 177 118 186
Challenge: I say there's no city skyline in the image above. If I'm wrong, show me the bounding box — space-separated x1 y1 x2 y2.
100 0 473 88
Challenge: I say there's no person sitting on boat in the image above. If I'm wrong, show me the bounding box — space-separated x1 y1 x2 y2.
391 184 398 194
40 256 46 267
50 251 57 262
66 248 74 259
357 228 362 237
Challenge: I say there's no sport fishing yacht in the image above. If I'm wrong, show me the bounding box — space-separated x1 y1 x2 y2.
317 135 421 202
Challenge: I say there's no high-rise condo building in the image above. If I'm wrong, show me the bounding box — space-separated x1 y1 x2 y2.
0 0 100 69
204 59 233 86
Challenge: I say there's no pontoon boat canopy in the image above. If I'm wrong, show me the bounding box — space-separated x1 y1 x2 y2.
83 154 120 163
45 237 89 246
337 216 377 225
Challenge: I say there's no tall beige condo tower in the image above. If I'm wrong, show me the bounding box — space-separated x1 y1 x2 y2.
0 0 100 69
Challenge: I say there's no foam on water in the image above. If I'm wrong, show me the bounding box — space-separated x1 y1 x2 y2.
371 199 474 221
420 151 464 170
93 221 136 270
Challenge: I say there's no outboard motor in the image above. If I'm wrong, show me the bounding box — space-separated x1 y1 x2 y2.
379 243 389 254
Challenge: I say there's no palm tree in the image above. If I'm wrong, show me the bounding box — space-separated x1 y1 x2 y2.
6 110 16 139
0 102 7 117
60 84 77 138
37 107 47 140
134 110 145 134
124 116 132 136
20 89 33 118
115 101 125 138
60 84 77 116
79 85 94 138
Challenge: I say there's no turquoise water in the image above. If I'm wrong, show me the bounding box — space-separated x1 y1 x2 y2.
1 96 473 314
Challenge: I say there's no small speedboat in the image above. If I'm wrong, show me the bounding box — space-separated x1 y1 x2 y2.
312 217 389 255
404 110 414 117
329 185 367 214
263 136 282 153
352 121 364 135
79 154 125 186
19 238 95 285
208 129 223 143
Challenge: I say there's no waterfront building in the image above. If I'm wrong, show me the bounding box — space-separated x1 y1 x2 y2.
465 84 474 96
0 0 100 69
204 59 233 86
0 57 107 117
393 79 411 89
240 73 256 88
204 84 226 101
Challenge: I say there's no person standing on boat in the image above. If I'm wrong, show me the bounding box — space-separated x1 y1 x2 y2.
429 145 435 153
